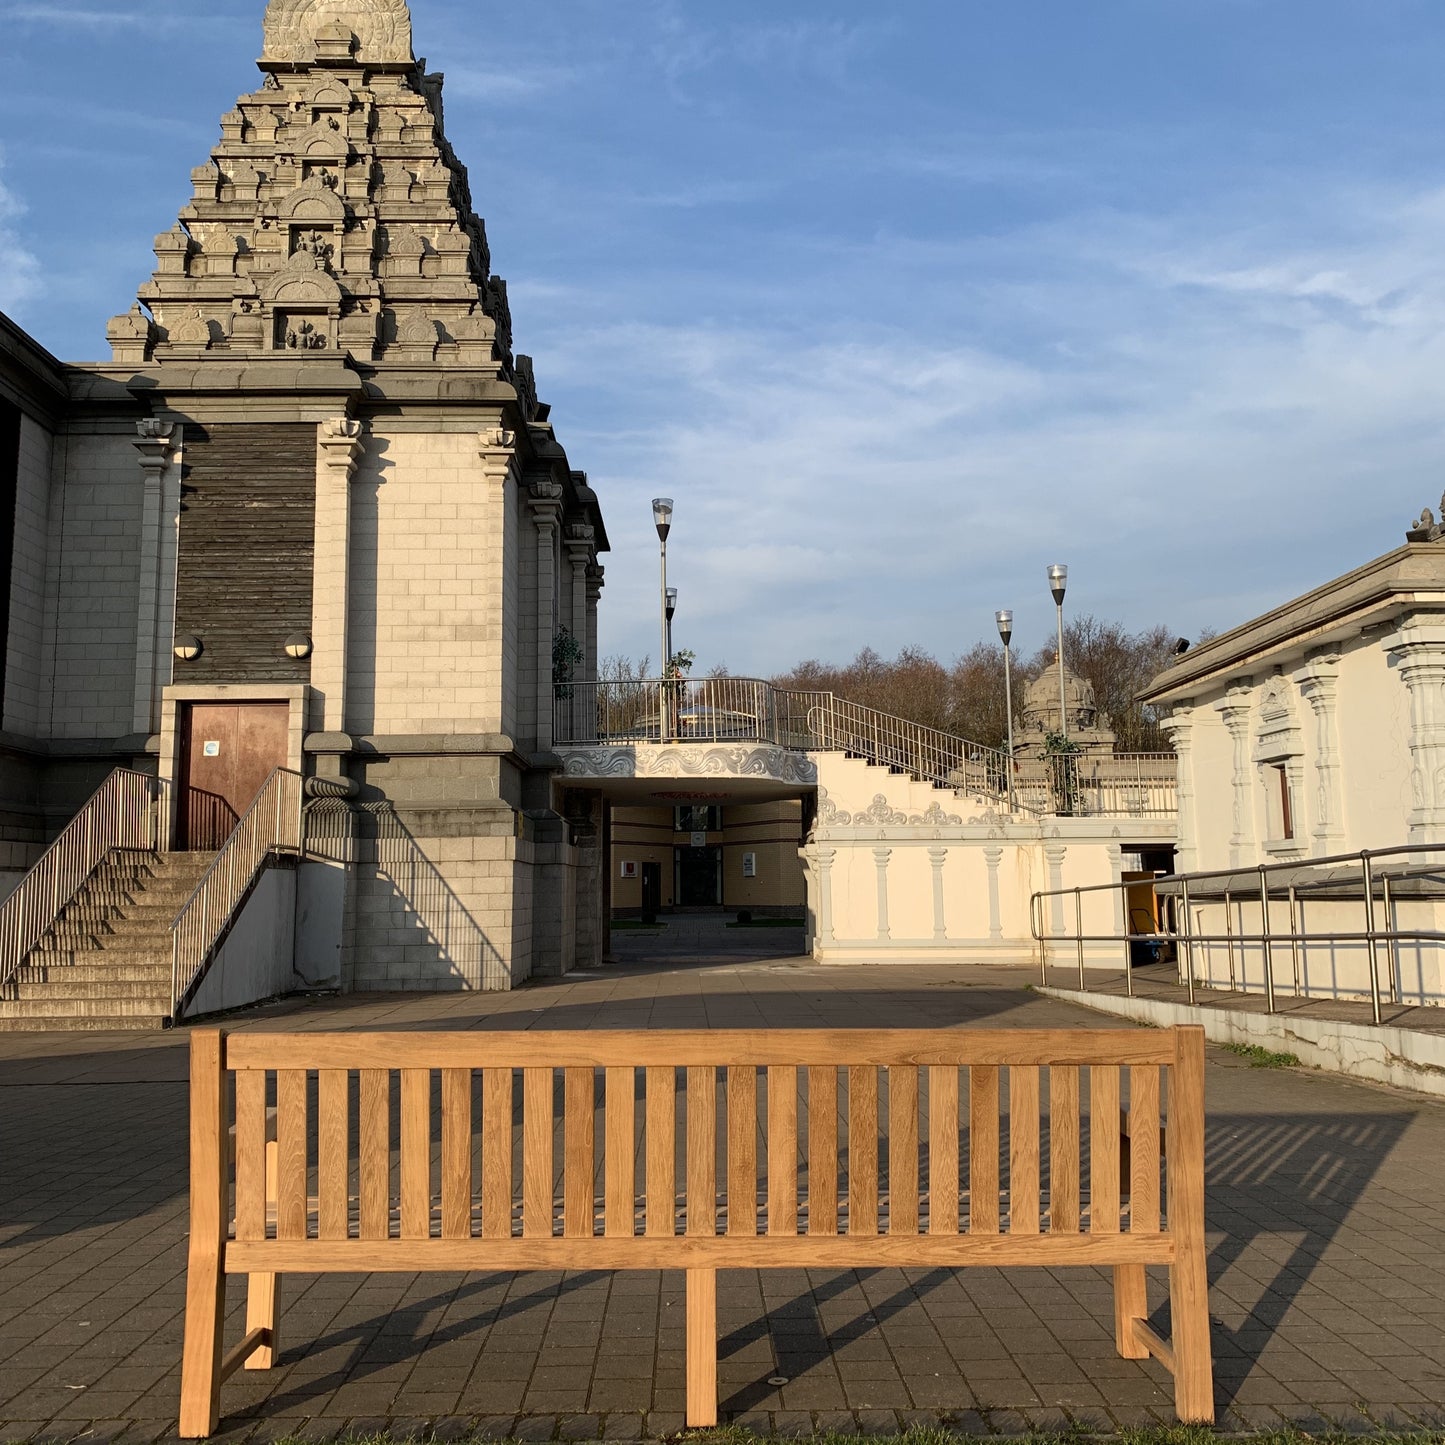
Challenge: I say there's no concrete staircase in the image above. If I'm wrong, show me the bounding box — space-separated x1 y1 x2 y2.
0 851 215 1032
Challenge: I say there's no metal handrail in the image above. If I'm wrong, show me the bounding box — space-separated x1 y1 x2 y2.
1030 841 1445 1022
171 768 304 1020
0 768 170 996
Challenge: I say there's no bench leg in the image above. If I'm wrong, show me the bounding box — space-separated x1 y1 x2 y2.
244 1274 280 1370
1113 1264 1149 1359
1170 1241 1215 1422
686 1268 718 1428
180 1032 227 1440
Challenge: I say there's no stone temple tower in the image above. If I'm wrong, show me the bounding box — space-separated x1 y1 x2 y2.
0 0 609 1008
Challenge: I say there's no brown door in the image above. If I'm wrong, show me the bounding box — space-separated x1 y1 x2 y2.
178 703 290 850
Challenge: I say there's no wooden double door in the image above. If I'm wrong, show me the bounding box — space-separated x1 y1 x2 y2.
177 703 290 850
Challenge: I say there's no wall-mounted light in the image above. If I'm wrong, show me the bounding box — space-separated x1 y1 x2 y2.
174 635 203 663
284 633 314 660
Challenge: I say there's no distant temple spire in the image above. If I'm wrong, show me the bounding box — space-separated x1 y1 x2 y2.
262 0 414 67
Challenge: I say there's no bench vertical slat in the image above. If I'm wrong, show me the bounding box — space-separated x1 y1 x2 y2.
968 1066 1000 1234
360 1070 390 1241
482 1068 513 1239
767 1066 799 1237
888 1065 919 1235
1129 1066 1162 1233
441 1069 472 1240
401 1069 431 1241
687 1067 717 1237
1090 1066 1121 1235
848 1065 879 1235
807 1066 838 1235
728 1066 758 1237
276 1070 308 1241
565 1067 596 1237
234 1070 267 1242
647 1067 677 1238
927 1065 959 1235
1168 1028 1215 1423
1008 1066 1041 1236
605 1067 635 1237
524 1068 553 1238
1050 1067 1081 1234
317 1069 349 1241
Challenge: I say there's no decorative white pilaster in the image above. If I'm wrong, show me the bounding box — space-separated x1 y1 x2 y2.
1107 842 1126 940
312 417 365 733
928 846 948 941
1044 841 1067 934
984 845 1004 941
1295 652 1344 856
1387 618 1445 843
814 846 836 947
1216 682 1256 867
873 846 892 941
131 419 181 735
585 563 604 685
1161 708 1197 873
528 477 563 752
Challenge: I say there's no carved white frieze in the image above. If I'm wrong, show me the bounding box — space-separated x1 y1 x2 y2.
558 745 818 787
262 0 413 66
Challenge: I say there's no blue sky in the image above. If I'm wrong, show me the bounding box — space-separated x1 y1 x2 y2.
4 0 1445 675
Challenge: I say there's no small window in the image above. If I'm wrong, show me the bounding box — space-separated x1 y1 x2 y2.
1273 764 1294 841
675 805 722 833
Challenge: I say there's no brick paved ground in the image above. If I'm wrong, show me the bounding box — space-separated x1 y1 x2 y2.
2 933 1444 1441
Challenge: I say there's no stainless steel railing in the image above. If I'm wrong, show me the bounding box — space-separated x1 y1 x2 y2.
171 767 304 1019
0 768 170 997
1030 842 1445 1022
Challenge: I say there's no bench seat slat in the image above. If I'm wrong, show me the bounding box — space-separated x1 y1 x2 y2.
686 1066 716 1237
401 1069 431 1241
441 1069 472 1240
807 1066 838 1235
888 1066 919 1236
605 1067 635 1237
728 1067 757 1238
1050 1067 1081 1235
968 1066 999 1234
1129 1066 1162 1233
647 1067 676 1238
565 1067 595 1237
482 1068 512 1239
276 1071 307 1242
317 1070 348 1242
1009 1066 1041 1236
767 1066 799 1236
848 1066 879 1236
928 1065 959 1235
225 1230 1177 1273
1091 1066 1121 1235
234 1070 267 1243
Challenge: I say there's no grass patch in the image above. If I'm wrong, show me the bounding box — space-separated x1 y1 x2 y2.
1223 1041 1303 1069
727 918 806 930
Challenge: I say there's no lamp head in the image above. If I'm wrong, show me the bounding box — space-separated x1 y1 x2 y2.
1048 563 1068 606
652 497 674 543
666 587 678 622
995 609 1013 648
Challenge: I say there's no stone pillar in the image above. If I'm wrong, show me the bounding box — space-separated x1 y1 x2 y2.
312 418 365 734
1107 842 1126 941
1295 651 1344 856
928 846 948 942
528 478 563 752
1161 708 1197 873
585 564 605 685
1216 682 1256 867
1388 617 1445 843
873 847 892 941
131 419 181 735
563 524 595 745
984 845 1004 942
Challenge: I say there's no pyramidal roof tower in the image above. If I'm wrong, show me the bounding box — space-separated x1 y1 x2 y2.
106 0 530 397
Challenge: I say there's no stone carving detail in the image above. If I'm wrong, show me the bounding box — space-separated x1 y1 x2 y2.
262 0 413 65
107 305 158 364
286 318 328 350
169 309 216 347
817 790 963 829
1407 495 1445 542
559 746 818 787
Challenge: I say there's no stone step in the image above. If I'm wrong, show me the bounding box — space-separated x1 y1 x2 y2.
15 962 172 985
0 1014 168 1033
31 943 171 967
13 979 174 1002
0 994 172 1019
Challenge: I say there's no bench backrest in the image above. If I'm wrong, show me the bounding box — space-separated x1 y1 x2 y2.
201 1027 1204 1255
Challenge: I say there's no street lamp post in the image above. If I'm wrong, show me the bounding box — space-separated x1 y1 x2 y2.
995 609 1016 811
1048 564 1069 741
653 499 674 740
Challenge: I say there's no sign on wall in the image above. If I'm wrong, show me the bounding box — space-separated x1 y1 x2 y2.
620 861 638 879
743 852 757 878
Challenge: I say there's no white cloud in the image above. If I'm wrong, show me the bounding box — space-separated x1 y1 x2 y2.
0 160 40 314
516 182 1445 674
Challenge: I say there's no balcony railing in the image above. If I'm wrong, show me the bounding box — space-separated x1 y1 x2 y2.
555 679 1177 819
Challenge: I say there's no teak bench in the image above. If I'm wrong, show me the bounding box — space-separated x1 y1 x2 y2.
180 1026 1214 1436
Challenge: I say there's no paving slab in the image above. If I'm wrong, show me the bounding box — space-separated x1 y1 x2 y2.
2 952 1444 1439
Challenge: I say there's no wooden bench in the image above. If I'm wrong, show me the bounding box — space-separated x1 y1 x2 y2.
180 1026 1214 1436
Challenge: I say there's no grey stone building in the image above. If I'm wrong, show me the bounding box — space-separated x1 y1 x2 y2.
0 0 608 1025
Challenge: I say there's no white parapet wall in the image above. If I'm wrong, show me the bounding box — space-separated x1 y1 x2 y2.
804 753 1176 966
